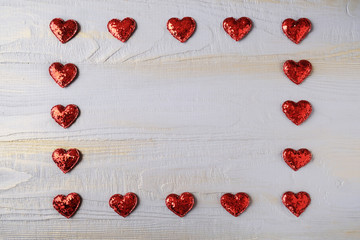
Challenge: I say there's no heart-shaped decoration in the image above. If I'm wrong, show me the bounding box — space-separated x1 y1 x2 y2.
49 62 78 88
53 192 81 218
167 17 196 43
282 18 311 44
283 60 312 85
109 192 138 217
283 148 312 171
52 148 81 173
282 100 312 125
51 104 80 129
223 17 252 41
50 18 79 43
165 192 194 217
282 191 311 217
220 192 250 217
107 18 137 42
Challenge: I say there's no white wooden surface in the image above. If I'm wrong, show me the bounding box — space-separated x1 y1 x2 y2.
1 0 360 239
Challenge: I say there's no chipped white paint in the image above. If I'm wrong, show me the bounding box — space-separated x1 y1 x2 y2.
0 0 360 239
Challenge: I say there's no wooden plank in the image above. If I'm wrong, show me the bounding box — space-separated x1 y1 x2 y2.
1 0 360 239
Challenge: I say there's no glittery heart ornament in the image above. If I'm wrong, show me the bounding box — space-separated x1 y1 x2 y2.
49 62 78 88
220 193 250 217
283 148 312 171
282 191 311 217
223 17 252 41
52 148 81 173
165 192 195 217
107 18 137 42
109 192 138 217
51 104 79 129
53 192 81 218
282 100 312 125
50 18 79 43
282 18 311 44
283 60 312 85
167 17 196 43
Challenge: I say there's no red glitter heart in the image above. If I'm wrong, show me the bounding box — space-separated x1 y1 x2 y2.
165 192 195 217
109 192 138 217
49 62 78 88
282 100 312 125
107 18 137 42
50 18 79 43
51 104 79 129
52 148 81 173
282 191 311 217
223 17 252 41
167 17 196 43
283 148 312 171
220 193 250 217
282 18 311 44
53 192 81 218
283 60 312 85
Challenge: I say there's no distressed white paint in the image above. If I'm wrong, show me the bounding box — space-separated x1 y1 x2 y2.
0 0 360 239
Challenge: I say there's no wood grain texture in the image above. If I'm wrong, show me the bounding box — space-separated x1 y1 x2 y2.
1 0 360 239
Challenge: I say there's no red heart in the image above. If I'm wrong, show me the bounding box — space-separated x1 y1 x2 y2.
165 192 195 217
49 62 78 88
53 192 81 218
282 191 311 217
51 104 80 129
167 17 196 43
52 148 81 173
220 193 250 217
283 148 312 171
283 60 312 85
223 17 252 41
107 18 137 42
50 18 79 43
109 192 138 217
282 100 312 125
282 18 311 44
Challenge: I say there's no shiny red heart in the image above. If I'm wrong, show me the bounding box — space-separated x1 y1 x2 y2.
167 17 196 43
52 148 81 173
107 18 136 42
223 17 252 41
49 62 78 88
282 191 311 217
51 104 80 129
50 18 79 43
283 60 312 85
283 148 312 171
165 192 194 217
220 193 250 217
109 192 138 217
282 100 312 125
53 192 81 218
282 18 311 44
